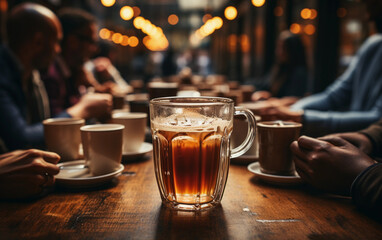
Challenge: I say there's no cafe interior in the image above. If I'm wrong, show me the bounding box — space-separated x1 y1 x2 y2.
1 0 382 239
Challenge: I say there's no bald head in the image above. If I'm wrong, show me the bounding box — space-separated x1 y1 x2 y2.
6 3 62 70
6 3 60 50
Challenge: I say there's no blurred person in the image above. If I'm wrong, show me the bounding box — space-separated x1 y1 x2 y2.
41 8 113 117
161 47 177 77
290 118 382 215
259 0 382 137
252 31 309 102
0 3 111 153
0 149 60 200
0 3 63 151
84 40 132 95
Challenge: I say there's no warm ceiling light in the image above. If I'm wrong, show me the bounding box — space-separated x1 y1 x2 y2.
274 6 283 17
168 14 179 25
300 8 311 19
213 17 223 29
304 24 316 35
252 0 265 7
121 35 129 46
111 33 123 44
132 6 141 17
120 6 134 21
224 6 237 21
133 16 145 29
0 0 8 11
101 0 115 7
128 36 139 47
240 34 250 53
290 23 301 34
203 14 212 23
310 9 317 19
99 28 111 39
143 36 150 45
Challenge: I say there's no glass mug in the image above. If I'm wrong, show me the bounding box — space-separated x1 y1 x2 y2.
150 97 256 211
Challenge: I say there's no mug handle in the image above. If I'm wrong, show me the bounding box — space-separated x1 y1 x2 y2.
231 107 257 159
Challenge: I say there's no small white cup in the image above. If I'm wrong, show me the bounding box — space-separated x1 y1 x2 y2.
110 112 147 154
80 124 124 176
43 118 85 161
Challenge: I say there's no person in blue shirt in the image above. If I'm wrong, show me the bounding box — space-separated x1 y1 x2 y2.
259 0 382 137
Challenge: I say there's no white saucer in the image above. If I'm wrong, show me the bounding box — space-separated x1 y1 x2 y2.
247 162 303 186
56 160 124 188
122 142 153 159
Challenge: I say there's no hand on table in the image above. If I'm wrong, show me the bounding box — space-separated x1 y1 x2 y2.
323 132 373 155
67 93 112 120
290 135 375 195
0 149 60 200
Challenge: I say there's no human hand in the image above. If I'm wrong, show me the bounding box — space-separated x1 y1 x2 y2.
290 135 375 195
321 132 373 155
0 149 60 200
67 93 112 120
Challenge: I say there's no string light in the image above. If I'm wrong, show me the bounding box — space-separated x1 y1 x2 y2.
120 6 134 21
252 0 265 7
168 14 179 25
274 6 283 17
224 6 237 20
100 0 115 7
300 8 311 19
290 23 301 34
132 6 141 17
304 24 316 35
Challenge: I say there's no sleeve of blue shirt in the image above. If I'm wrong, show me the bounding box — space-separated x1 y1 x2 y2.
291 36 382 137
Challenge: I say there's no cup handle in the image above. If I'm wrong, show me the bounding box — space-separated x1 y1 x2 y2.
231 107 257 159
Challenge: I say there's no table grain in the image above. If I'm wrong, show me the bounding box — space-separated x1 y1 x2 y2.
0 154 381 240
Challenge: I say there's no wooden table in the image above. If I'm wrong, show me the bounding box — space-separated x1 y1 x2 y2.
1 154 381 239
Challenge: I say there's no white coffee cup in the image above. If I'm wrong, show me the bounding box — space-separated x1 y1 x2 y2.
110 112 147 154
80 124 124 176
43 118 85 161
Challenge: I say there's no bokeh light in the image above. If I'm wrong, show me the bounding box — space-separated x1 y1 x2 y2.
121 36 129 46
101 0 115 7
274 6 283 17
310 9 317 19
213 17 223 29
128 36 139 47
133 16 145 29
132 6 141 17
168 14 179 25
120 6 134 21
304 24 316 35
224 6 237 21
111 32 123 44
252 0 265 7
99 28 111 39
290 23 301 34
300 8 311 19
203 14 212 23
